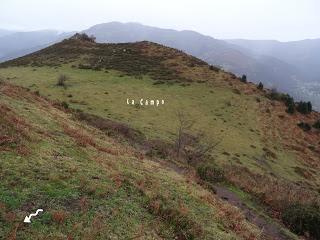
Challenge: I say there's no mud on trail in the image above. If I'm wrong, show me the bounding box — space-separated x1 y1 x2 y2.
214 186 292 240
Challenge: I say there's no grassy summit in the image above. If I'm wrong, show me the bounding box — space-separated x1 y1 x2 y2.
0 35 319 239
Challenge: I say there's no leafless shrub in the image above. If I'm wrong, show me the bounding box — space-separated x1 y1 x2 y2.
175 111 220 165
175 111 195 160
56 74 68 87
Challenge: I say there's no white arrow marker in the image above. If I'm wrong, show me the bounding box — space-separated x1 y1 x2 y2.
24 209 43 223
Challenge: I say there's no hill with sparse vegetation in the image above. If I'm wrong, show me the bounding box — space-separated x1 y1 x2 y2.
0 34 320 239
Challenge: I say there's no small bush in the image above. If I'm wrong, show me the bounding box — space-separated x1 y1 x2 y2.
282 204 320 239
257 82 264 90
209 65 220 72
145 139 172 159
71 33 96 43
197 164 225 183
313 120 320 129
232 89 241 95
230 73 236 79
92 65 102 71
297 122 311 131
240 74 247 83
57 74 67 87
153 80 165 85
61 101 69 109
78 64 92 70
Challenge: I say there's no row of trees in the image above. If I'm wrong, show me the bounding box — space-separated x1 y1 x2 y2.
238 73 314 115
266 88 313 115
71 33 96 43
286 98 312 115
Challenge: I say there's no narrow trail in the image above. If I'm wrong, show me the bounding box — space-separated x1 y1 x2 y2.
213 186 291 240
153 158 293 239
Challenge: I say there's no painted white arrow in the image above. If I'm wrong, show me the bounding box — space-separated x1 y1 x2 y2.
24 209 43 223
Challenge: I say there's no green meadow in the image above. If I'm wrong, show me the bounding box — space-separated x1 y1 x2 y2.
0 66 304 182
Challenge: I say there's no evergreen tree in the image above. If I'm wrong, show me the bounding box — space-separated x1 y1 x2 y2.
241 74 247 83
313 120 320 129
307 101 312 112
287 103 295 114
257 82 264 90
297 101 312 114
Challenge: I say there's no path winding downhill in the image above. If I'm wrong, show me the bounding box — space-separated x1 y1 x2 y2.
214 186 291 240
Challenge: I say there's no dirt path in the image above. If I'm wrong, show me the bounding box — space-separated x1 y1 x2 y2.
214 186 291 240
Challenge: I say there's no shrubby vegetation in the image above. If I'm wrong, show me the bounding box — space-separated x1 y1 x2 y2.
296 101 312 114
61 101 69 109
197 164 225 183
56 74 68 87
286 102 295 114
297 122 311 131
282 204 320 239
313 120 320 129
209 65 220 72
71 33 96 42
267 88 313 115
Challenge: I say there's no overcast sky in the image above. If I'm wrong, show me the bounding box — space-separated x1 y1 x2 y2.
1 0 319 41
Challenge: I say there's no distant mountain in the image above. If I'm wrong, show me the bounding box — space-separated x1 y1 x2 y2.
226 39 320 83
83 22 301 92
0 29 14 37
0 30 73 60
227 39 320 109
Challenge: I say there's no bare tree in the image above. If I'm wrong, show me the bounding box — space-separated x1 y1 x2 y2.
175 111 221 164
184 133 221 165
175 111 194 160
57 74 68 88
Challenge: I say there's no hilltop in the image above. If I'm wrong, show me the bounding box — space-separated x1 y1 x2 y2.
0 35 320 239
1 23 320 110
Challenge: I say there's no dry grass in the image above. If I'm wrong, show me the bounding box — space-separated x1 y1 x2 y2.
0 103 31 155
52 210 68 224
224 165 320 214
259 99 320 170
200 193 260 240
63 124 97 148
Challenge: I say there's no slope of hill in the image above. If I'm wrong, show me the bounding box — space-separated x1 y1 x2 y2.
0 81 265 239
0 35 320 239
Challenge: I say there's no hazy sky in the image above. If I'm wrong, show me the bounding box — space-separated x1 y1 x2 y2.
1 0 319 41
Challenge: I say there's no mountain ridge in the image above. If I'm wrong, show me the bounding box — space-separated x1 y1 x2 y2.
1 22 319 109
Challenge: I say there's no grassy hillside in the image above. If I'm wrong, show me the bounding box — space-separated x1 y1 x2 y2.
0 36 320 239
0 81 262 239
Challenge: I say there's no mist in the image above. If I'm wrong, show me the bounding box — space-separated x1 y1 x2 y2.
1 0 320 41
